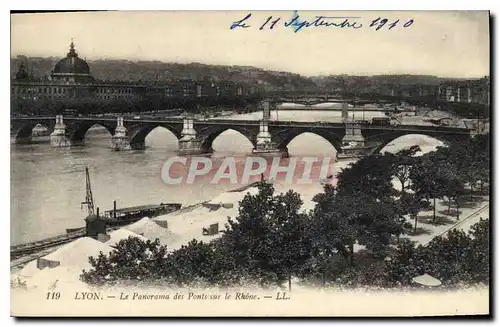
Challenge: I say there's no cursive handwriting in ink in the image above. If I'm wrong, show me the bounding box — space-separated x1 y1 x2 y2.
229 12 415 32
230 13 252 30
259 16 281 30
370 17 414 31
284 14 363 33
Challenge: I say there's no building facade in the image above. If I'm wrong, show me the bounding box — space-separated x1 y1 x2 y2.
437 77 490 105
11 41 253 108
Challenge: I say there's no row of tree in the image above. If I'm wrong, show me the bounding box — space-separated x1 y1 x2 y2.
11 94 263 116
81 133 489 289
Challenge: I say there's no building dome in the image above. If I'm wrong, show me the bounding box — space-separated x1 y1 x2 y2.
15 62 29 80
53 41 90 75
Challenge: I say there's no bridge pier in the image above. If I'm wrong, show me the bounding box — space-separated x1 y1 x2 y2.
253 143 289 158
178 118 212 155
337 122 367 159
50 115 74 147
111 117 131 151
252 120 289 158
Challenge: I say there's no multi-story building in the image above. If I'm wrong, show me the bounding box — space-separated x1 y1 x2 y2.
437 77 490 105
11 41 252 111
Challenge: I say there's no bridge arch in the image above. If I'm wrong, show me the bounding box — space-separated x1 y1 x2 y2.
12 121 54 142
197 125 258 153
367 132 462 155
128 123 183 149
273 128 344 153
70 122 116 143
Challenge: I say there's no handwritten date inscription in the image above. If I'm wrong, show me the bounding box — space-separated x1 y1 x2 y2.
230 13 414 33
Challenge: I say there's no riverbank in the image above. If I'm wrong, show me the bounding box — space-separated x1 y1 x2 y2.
10 189 489 293
10 135 488 291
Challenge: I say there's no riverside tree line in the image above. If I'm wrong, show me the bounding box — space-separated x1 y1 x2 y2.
81 133 490 289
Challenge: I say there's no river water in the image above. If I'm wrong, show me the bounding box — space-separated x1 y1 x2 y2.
11 107 427 246
11 110 343 245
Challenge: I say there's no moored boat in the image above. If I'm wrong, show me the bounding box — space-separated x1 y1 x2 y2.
67 168 181 234
66 227 85 234
103 203 182 221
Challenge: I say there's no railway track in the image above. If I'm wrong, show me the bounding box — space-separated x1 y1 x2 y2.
10 230 86 259
10 223 130 261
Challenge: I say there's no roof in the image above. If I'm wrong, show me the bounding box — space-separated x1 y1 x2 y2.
52 41 91 76
412 274 442 287
84 214 110 222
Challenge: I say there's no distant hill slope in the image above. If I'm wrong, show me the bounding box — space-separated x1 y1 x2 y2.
10 56 317 90
11 56 476 91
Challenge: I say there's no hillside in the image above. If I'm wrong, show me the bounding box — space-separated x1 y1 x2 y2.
10 56 317 91
11 56 478 93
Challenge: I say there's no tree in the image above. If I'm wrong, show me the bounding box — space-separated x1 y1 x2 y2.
409 156 446 223
162 239 219 287
354 195 409 253
384 240 420 287
384 219 490 287
467 218 490 283
311 185 407 267
335 154 396 201
385 146 421 195
81 237 168 286
437 163 464 220
219 182 312 289
310 186 358 267
436 139 481 201
400 192 426 233
470 134 490 194
217 182 276 285
266 190 312 290
423 229 473 284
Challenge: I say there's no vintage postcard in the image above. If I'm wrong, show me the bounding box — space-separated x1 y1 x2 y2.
10 10 490 317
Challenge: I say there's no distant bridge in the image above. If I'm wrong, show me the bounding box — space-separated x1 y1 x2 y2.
11 115 473 158
272 105 413 113
266 94 397 107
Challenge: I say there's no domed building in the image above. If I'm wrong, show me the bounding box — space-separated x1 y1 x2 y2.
51 41 94 84
15 62 29 80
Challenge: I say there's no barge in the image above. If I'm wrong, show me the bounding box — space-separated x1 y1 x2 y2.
65 203 181 234
12 167 181 260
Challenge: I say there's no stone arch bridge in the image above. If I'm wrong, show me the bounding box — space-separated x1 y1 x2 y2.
10 116 473 159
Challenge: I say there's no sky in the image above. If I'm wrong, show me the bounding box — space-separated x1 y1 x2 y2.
10 11 490 78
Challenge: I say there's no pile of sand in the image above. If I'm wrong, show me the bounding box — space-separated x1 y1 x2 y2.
124 217 179 246
20 266 87 291
18 237 113 278
105 228 148 246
